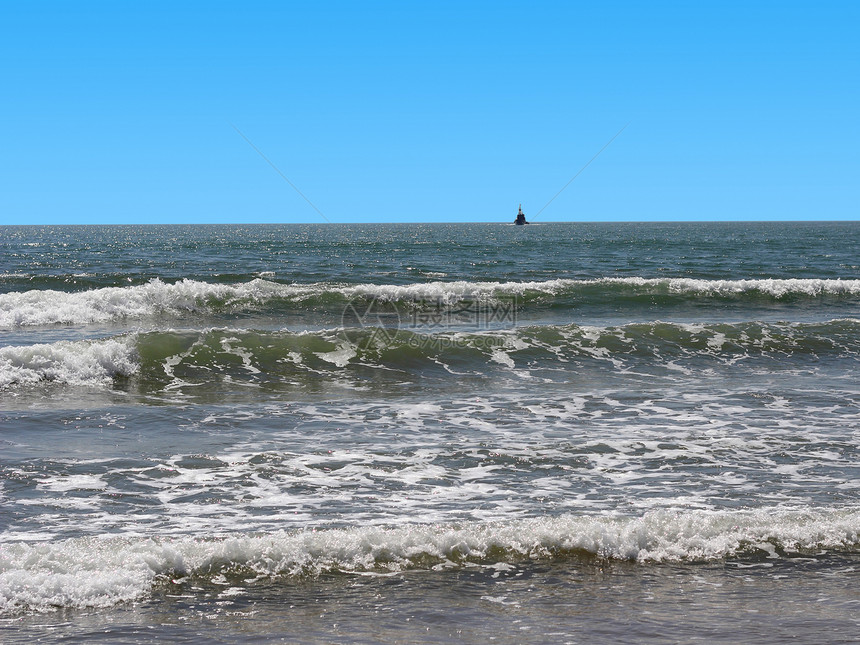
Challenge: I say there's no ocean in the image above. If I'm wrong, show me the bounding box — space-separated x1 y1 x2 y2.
1 221 859 643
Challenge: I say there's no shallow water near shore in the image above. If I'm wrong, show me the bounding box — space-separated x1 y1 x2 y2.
4 553 859 644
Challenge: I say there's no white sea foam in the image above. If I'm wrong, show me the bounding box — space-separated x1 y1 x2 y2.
3 277 859 327
0 337 137 388
314 341 357 367
0 278 284 327
1 508 857 614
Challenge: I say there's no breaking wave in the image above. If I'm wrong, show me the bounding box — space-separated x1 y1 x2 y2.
2 319 859 391
2 277 860 327
1 507 858 614
0 337 138 389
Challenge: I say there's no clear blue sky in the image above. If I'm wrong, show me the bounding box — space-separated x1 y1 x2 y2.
2 1 858 224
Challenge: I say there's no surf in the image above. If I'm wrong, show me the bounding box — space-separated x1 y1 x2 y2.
3 277 860 328
3 319 859 392
2 507 858 615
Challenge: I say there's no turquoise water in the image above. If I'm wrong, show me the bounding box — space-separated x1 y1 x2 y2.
1 222 859 643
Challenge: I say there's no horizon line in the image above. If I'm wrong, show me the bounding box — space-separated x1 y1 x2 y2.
1 218 859 227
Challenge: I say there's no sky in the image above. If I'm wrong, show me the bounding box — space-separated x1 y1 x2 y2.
1 1 858 224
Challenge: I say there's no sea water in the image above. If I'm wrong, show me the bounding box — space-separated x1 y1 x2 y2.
1 222 859 643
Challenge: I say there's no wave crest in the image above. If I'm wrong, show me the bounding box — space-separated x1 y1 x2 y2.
2 319 859 391
2 508 858 614
0 337 137 389
2 277 860 328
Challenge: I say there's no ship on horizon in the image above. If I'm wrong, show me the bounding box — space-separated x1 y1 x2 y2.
514 204 529 225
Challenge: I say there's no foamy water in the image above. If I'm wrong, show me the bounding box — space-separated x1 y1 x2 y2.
3 276 860 328
3 508 858 614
